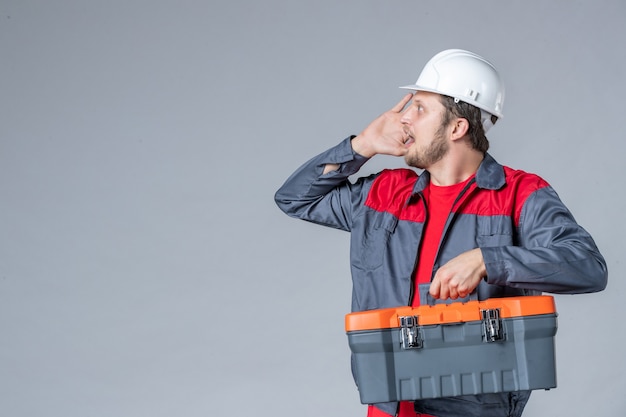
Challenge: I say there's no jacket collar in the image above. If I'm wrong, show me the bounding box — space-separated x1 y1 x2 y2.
411 152 506 194
475 152 506 190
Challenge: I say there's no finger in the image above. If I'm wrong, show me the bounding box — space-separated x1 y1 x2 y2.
429 278 441 299
391 93 413 113
457 283 470 299
438 284 449 300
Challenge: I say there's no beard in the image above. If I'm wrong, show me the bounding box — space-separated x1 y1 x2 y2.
404 128 449 169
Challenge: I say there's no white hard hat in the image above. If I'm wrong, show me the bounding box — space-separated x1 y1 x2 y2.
400 49 505 119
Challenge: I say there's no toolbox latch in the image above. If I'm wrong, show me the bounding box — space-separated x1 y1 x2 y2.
481 308 504 342
399 315 423 349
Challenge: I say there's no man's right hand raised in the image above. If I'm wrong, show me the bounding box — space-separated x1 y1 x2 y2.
351 93 413 158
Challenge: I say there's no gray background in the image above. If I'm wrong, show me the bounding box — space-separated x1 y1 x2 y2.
1 1 624 416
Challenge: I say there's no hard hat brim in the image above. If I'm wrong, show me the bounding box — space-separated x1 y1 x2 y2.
399 84 435 92
398 84 503 119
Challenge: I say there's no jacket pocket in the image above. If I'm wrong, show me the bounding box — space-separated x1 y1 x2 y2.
477 233 513 247
476 216 514 247
359 212 398 270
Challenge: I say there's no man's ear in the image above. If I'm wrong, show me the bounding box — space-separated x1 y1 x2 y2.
450 118 469 140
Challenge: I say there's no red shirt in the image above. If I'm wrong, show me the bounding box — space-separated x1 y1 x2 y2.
412 176 474 307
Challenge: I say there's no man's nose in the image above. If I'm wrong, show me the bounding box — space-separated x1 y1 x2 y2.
400 107 413 124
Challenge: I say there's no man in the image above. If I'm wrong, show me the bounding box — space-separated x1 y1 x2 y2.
274 49 607 417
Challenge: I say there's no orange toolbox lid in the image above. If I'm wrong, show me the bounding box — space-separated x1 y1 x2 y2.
345 295 556 332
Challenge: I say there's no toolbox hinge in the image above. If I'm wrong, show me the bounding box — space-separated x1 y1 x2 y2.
399 315 423 349
481 308 504 342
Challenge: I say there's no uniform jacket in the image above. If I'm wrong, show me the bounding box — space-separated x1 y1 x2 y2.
274 137 607 416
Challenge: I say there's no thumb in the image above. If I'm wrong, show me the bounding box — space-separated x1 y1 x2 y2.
429 277 441 299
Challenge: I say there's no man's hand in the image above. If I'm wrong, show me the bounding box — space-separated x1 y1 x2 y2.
429 248 487 300
351 93 413 158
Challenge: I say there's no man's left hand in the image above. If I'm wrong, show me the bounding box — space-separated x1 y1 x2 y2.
429 248 487 300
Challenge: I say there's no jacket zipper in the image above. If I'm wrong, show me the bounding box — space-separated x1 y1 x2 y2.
407 192 427 306
433 178 478 268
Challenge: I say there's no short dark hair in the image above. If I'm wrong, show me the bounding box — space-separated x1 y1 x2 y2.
438 95 497 153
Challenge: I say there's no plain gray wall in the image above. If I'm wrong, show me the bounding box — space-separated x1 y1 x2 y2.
1 1 624 416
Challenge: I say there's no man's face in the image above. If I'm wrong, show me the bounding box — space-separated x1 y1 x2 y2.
400 91 450 169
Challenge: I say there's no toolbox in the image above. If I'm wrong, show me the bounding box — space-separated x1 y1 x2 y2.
345 296 558 404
